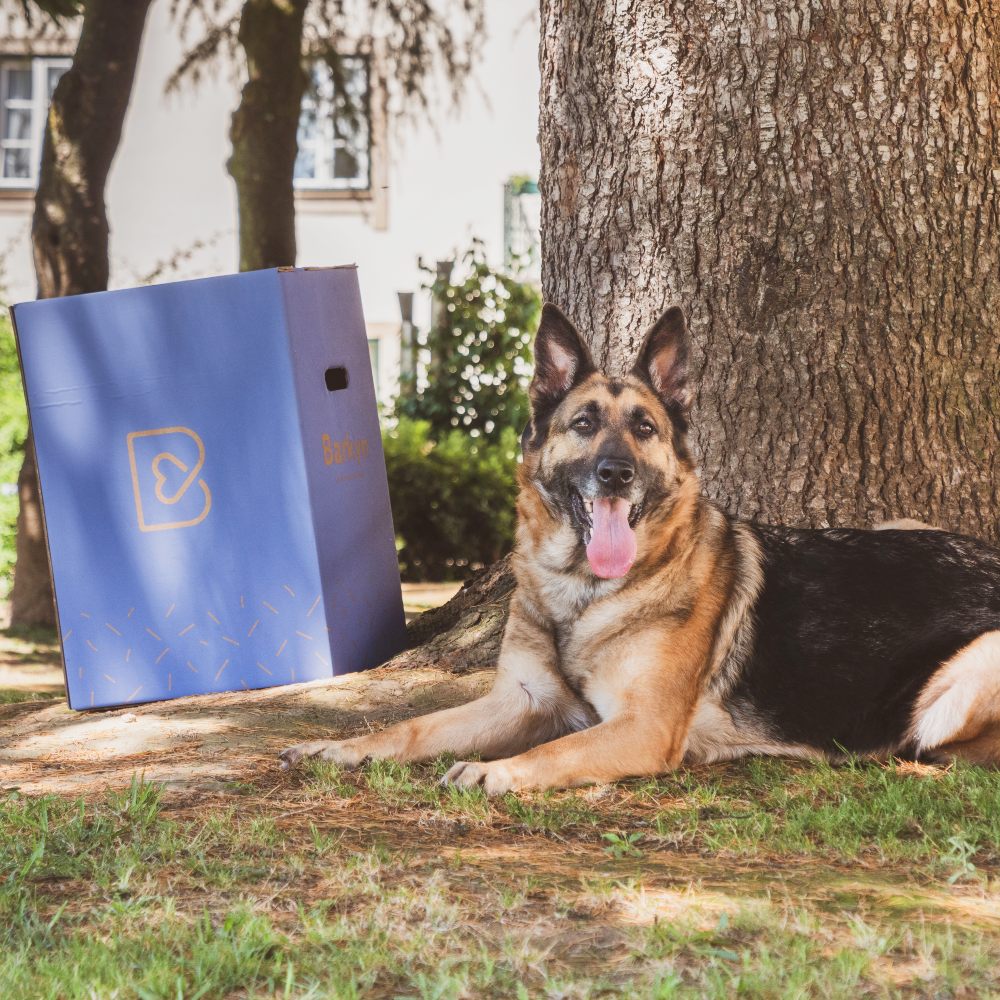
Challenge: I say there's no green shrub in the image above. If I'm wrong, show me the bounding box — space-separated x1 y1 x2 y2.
383 418 518 581
0 314 26 593
396 241 539 442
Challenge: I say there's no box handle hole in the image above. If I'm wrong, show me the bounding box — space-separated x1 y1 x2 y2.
325 367 349 392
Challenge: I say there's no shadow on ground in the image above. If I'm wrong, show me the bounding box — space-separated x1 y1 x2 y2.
0 659 490 796
0 581 477 796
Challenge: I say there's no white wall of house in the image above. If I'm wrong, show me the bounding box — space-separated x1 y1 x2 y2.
0 0 540 405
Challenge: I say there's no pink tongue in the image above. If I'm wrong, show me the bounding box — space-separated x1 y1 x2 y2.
586 498 637 579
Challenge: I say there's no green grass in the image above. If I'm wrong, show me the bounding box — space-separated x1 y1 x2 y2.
0 767 998 998
0 687 62 703
644 757 1000 875
3 761 1000 998
308 755 1000 878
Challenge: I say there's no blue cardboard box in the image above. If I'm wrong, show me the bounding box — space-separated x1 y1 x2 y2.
11 266 407 710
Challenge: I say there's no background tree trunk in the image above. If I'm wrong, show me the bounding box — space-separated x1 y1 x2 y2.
227 0 309 272
408 0 999 666
538 0 1000 541
10 0 152 629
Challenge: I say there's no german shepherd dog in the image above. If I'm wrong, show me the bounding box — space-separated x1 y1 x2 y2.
281 305 1000 793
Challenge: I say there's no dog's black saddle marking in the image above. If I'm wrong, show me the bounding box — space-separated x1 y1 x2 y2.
730 526 1000 754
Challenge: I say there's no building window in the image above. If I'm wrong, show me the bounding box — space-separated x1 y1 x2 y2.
367 337 380 398
294 56 371 193
503 176 541 283
0 56 71 187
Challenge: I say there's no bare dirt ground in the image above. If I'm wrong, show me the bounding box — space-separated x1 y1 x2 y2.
0 582 468 796
0 662 490 796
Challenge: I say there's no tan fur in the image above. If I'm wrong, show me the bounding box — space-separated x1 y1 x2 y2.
279 368 761 792
875 518 943 531
909 631 1000 762
705 522 764 697
683 694 822 764
930 726 1000 766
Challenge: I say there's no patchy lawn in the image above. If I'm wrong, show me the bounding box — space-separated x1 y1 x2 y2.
2 625 1000 997
4 761 1000 998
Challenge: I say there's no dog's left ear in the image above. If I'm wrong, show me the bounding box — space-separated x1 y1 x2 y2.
632 306 691 418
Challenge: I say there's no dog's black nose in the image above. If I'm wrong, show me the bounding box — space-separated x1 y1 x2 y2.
597 457 635 487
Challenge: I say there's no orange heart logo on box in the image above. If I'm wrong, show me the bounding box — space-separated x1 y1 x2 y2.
126 427 212 532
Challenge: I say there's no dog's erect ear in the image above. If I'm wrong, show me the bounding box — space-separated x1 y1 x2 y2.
632 306 691 418
529 304 595 413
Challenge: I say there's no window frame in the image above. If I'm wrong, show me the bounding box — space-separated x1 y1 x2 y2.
0 55 71 190
294 55 372 195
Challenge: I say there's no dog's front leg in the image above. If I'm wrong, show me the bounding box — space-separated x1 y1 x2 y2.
442 627 708 794
279 597 588 771
441 707 688 794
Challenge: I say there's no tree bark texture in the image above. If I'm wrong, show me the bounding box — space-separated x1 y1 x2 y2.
406 0 1000 667
228 0 308 272
10 0 152 628
538 0 1000 541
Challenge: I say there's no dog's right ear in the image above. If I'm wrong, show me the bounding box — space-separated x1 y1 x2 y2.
529 304 595 415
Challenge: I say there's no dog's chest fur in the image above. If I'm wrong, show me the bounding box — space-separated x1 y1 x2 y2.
521 547 700 711
531 566 627 698
515 508 770 740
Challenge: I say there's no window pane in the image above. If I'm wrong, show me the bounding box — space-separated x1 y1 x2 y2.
5 68 31 101
2 106 31 141
332 58 369 184
333 107 368 143
299 101 318 134
46 64 67 99
2 146 30 179
294 146 316 181
333 146 361 181
295 56 371 189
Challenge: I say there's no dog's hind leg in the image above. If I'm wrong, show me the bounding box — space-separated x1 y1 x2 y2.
910 631 1000 766
279 599 591 771
929 724 1000 767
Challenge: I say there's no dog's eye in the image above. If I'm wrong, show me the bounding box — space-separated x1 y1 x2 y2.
635 420 657 439
571 415 594 433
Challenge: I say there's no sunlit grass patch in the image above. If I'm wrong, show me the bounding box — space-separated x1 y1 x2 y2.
0 687 62 704
647 757 1000 873
634 899 1000 1000
4 761 1000 997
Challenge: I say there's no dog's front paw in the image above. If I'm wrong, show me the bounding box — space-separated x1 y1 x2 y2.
441 759 519 796
278 739 366 771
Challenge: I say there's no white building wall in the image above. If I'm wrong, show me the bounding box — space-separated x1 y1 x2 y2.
0 0 540 404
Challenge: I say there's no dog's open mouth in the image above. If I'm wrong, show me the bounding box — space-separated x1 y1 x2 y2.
571 490 644 579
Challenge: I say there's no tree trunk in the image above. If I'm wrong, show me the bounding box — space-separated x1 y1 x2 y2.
10 0 152 629
405 0 1000 668
228 0 308 272
538 0 1000 542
